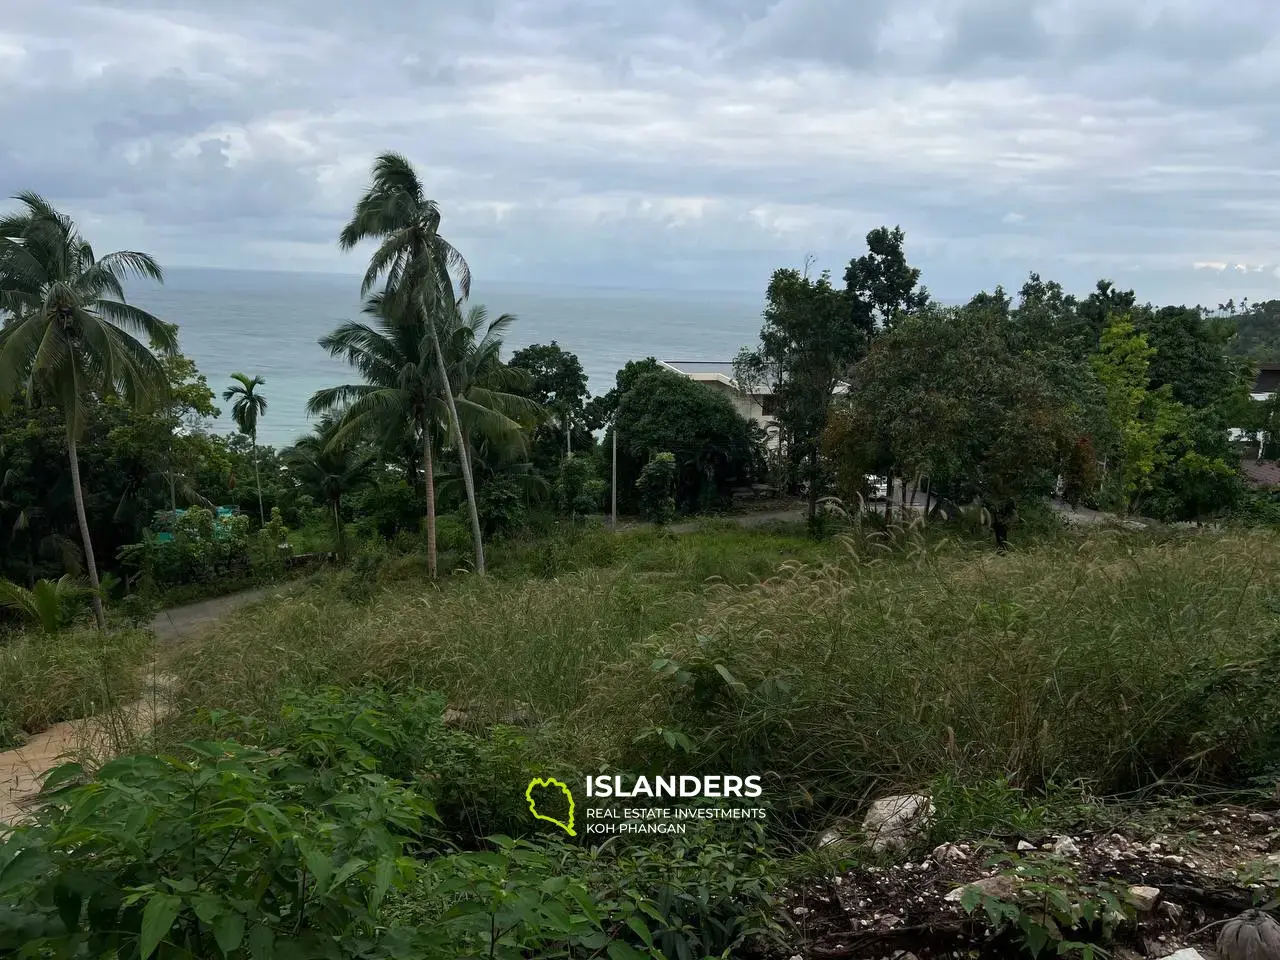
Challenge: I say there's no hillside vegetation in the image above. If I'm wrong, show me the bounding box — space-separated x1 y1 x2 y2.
172 524 1280 820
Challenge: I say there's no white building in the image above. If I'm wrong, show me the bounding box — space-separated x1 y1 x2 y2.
658 359 849 448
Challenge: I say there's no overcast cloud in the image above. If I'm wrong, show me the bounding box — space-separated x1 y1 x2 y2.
2 0 1278 302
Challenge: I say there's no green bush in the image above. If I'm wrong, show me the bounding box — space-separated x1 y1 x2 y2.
434 514 471 556
556 454 604 518
637 453 676 525
0 687 779 960
474 473 527 539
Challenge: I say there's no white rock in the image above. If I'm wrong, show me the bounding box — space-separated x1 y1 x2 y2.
1126 885 1160 911
818 828 845 848
944 874 1018 903
1017 840 1036 851
861 794 935 854
1156 950 1206 960
1052 836 1081 857
932 842 968 863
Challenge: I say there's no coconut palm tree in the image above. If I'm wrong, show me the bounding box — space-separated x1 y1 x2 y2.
309 297 539 577
0 192 175 630
445 303 542 469
222 373 268 524
338 152 489 574
282 416 373 560
309 293 443 574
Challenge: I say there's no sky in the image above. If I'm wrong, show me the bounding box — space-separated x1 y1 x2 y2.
2 0 1279 305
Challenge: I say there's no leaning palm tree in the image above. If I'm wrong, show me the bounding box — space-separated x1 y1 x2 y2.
282 416 373 560
338 153 489 573
0 192 175 630
223 373 268 524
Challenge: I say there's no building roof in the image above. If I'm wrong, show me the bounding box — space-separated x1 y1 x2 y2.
658 360 778 393
658 359 848 394
1241 457 1280 488
1255 364 1280 395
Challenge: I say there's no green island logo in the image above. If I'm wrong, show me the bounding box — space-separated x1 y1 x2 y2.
525 777 576 836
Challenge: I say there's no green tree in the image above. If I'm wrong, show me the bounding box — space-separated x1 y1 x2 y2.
740 267 856 520
612 368 756 514
832 305 1082 548
0 193 175 629
1090 317 1184 510
556 454 604 520
339 153 489 574
283 418 374 559
311 298 535 577
843 225 931 333
311 294 446 576
509 341 591 465
222 373 268 525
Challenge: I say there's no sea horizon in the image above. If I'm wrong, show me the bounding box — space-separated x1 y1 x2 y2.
126 266 768 447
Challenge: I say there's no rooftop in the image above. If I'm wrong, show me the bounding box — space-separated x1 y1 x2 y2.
659 360 848 394
659 360 779 393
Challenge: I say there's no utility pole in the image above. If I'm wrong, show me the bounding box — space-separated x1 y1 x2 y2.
611 423 617 529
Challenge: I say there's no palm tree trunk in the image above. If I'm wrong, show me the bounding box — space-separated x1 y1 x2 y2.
332 500 345 559
67 432 106 631
423 428 438 579
428 319 486 575
252 437 265 525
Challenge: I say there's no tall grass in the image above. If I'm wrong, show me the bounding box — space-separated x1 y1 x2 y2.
170 527 1280 828
0 628 154 744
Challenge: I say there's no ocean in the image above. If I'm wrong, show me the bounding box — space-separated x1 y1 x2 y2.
127 268 765 448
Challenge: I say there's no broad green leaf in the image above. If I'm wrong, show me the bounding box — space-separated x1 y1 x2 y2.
370 857 395 912
248 923 275 960
213 911 246 953
327 857 368 894
608 942 652 960
625 914 654 947
139 892 182 960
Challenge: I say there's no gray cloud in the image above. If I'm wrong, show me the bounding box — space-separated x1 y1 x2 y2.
1 0 1278 303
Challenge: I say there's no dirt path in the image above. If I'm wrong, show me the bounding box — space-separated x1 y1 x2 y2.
149 585 276 643
0 697 170 824
2 587 282 825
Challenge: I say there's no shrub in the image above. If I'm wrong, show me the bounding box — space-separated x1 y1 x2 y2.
556 453 604 519
0 575 95 634
474 473 527 539
637 453 676 525
118 507 253 591
0 687 780 960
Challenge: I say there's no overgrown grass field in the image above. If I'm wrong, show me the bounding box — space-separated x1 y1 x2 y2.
170 523 1280 835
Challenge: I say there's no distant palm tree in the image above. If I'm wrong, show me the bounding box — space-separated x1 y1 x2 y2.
0 192 175 630
223 373 268 524
339 153 488 574
283 416 373 559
